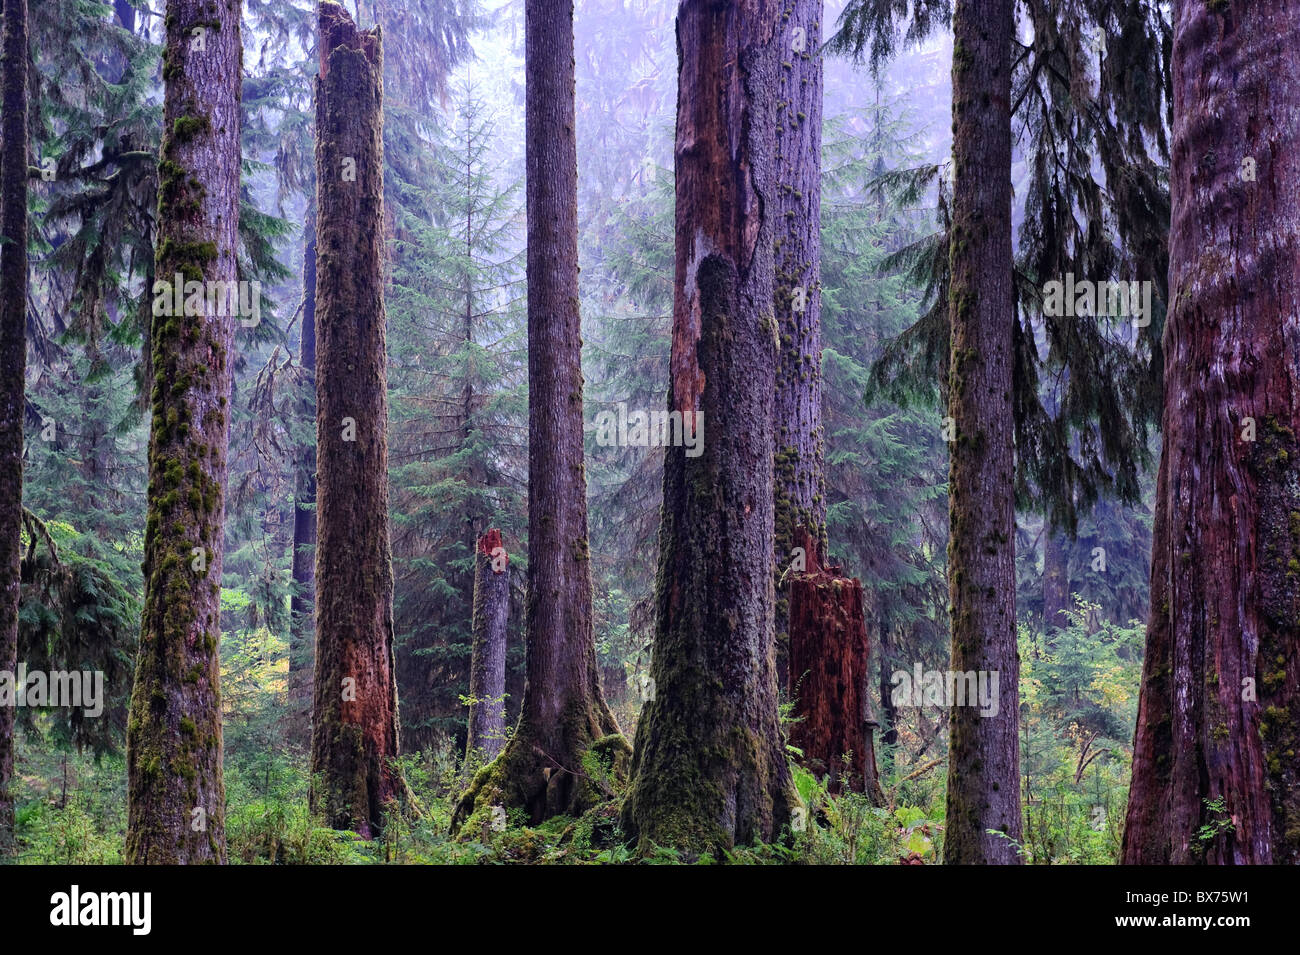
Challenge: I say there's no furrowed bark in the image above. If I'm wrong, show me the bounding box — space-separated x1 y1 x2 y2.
1124 0 1300 865
943 0 1022 865
466 529 508 765
289 215 317 738
772 0 825 688
310 0 400 839
0 0 28 856
450 0 626 835
125 0 241 864
621 0 796 855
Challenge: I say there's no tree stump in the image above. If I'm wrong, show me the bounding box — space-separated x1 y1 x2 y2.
789 528 883 802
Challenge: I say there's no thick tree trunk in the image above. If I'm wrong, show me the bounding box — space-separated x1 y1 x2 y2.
0 0 28 856
620 0 796 855
788 530 883 801
289 217 317 736
942 0 1021 865
1042 527 1069 634
451 0 626 834
125 0 241 864
1123 0 1300 865
772 0 825 689
309 1 400 839
466 529 508 764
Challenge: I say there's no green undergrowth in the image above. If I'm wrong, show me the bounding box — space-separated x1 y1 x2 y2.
10 736 937 864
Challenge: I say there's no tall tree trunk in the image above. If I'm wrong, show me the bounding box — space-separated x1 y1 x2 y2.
1042 527 1069 634
289 216 317 737
452 0 627 833
466 529 508 764
125 0 241 864
772 0 825 688
772 0 879 798
1124 0 1300 865
942 0 1021 865
621 0 796 854
309 1 400 839
0 0 28 856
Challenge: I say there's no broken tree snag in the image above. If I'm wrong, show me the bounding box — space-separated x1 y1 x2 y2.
1123 0 1300 865
310 1 400 840
788 528 883 802
620 0 796 855
466 529 509 765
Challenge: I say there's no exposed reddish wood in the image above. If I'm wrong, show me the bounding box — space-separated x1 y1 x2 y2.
1124 0 1300 865
310 1 400 839
788 528 883 801
621 0 796 853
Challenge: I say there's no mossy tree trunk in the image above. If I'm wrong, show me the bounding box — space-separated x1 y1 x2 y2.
451 0 626 835
1123 0 1300 865
289 215 317 739
466 529 508 764
125 0 242 864
620 0 796 855
772 0 825 690
0 0 28 856
309 1 400 839
942 0 1022 865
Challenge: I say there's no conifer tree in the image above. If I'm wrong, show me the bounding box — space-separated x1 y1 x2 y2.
309 0 400 838
0 0 29 854
125 0 243 864
1124 0 1300 865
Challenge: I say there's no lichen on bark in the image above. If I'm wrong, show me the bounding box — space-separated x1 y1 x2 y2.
309 0 402 839
126 0 242 864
